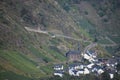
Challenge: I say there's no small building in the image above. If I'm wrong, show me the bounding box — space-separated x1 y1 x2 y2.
109 73 114 79
86 50 97 58
83 68 90 74
54 64 63 71
54 70 64 77
66 50 81 62
68 63 84 70
87 63 95 69
68 66 90 76
69 69 78 76
92 65 104 75
82 53 95 62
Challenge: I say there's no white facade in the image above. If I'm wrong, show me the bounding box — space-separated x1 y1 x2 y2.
109 73 114 79
54 65 63 70
69 68 90 76
68 69 76 76
54 73 63 77
84 68 90 74
87 63 94 69
76 71 84 76
97 69 104 74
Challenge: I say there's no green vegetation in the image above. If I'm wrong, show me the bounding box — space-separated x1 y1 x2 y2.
28 45 53 63
78 18 97 38
56 0 71 12
98 11 105 17
0 71 32 80
105 46 115 54
98 38 112 44
0 0 120 79
40 64 53 75
39 74 99 80
84 11 88 15
42 45 66 62
0 50 38 73
50 38 60 45
109 36 120 44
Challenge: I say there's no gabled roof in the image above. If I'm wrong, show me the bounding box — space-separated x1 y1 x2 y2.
108 59 117 64
72 70 78 74
92 65 102 69
54 64 63 68
68 63 82 68
79 69 84 71
54 70 64 74
66 50 81 57
86 50 95 56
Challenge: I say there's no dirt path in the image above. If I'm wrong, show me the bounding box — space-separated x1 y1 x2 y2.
83 43 97 54
25 27 117 47
25 27 91 43
25 27 48 34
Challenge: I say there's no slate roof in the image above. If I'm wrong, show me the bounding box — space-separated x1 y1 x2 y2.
92 64 102 69
54 70 64 74
86 50 96 56
54 64 63 68
72 70 78 74
66 50 81 57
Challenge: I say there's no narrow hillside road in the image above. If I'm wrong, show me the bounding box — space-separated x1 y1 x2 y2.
24 27 91 43
25 27 117 48
25 27 48 34
83 43 97 54
54 34 91 43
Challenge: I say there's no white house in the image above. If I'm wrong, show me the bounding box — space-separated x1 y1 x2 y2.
109 73 114 79
69 67 90 76
76 68 90 76
84 68 90 74
97 69 104 74
68 69 77 76
54 64 63 70
92 65 104 74
87 63 94 69
82 53 95 62
86 50 97 58
75 65 84 70
76 70 84 76
54 71 63 77
69 63 84 70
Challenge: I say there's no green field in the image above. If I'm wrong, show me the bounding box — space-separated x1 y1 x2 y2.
0 69 32 80
0 50 39 73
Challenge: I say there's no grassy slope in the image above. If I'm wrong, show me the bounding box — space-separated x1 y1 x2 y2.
0 0 118 79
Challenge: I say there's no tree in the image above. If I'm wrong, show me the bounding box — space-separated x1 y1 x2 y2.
101 71 110 80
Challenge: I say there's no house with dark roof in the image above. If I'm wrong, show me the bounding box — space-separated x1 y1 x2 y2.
91 65 104 75
66 50 81 62
54 64 63 71
54 70 64 77
68 63 84 70
86 50 97 58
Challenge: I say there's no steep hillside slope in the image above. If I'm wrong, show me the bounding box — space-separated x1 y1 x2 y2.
56 0 120 54
0 0 119 79
0 0 91 79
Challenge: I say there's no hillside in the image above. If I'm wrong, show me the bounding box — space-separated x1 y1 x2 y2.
0 0 119 79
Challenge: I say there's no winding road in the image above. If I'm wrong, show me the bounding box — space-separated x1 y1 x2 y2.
25 27 91 43
83 43 97 54
25 27 117 49
24 27 48 34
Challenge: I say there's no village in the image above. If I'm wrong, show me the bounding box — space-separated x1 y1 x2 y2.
53 43 120 79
